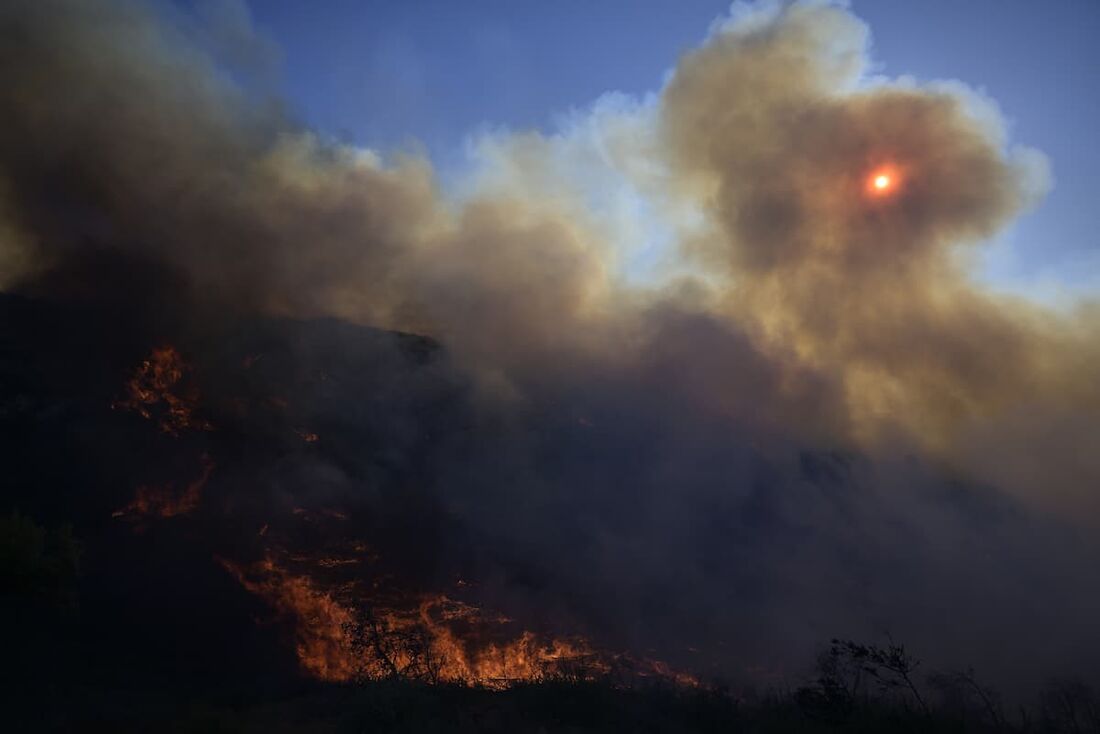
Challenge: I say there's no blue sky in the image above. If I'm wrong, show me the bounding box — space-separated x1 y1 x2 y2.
203 0 1100 298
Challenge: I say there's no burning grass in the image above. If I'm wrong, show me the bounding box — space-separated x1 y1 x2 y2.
222 552 697 690
112 454 214 520
112 346 212 435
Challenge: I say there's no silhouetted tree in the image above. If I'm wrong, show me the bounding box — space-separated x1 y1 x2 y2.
833 637 929 715
928 666 1004 729
0 510 80 612
344 609 443 684
797 636 932 723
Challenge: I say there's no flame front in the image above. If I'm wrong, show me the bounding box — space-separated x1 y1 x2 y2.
224 554 695 688
223 557 357 681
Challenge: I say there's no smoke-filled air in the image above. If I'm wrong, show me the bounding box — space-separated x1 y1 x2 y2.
3 0 1100 727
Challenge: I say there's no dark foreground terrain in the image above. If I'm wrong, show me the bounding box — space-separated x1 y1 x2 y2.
7 669 1100 733
5 504 1098 733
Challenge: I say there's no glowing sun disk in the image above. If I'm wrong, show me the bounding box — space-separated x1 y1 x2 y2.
865 167 900 197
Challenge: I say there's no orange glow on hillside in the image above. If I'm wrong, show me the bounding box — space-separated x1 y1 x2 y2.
113 348 700 690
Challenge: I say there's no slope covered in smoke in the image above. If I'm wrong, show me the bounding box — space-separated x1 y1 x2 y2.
2 292 1096 696
2 0 1099 698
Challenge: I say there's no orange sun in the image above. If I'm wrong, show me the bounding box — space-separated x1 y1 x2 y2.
865 166 900 197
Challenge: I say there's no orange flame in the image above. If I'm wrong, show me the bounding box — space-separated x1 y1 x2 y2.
113 346 213 435
113 454 214 520
223 555 698 688
115 347 698 689
222 557 357 681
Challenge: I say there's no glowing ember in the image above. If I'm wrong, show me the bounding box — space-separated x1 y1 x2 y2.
295 429 320 443
113 454 214 520
113 346 212 435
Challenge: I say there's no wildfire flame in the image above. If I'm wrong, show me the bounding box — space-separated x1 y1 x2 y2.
223 554 697 689
223 557 358 681
113 346 212 435
114 346 699 690
113 454 214 520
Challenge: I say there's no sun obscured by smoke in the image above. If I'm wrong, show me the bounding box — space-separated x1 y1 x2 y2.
657 2 1100 511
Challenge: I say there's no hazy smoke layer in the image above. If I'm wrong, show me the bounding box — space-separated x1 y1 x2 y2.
3 0 1099 689
661 3 1100 512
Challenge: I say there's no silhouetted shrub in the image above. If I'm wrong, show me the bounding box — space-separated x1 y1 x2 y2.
0 510 80 611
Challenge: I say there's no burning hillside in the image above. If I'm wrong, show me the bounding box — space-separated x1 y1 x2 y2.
222 554 619 687
221 533 700 688
67 320 696 689
2 256 1098 704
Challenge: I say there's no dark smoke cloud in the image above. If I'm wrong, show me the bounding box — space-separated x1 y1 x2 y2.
661 1 1100 513
2 0 1099 693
